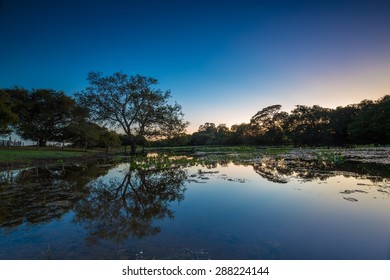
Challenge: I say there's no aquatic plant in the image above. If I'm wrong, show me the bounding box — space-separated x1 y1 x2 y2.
129 154 199 171
313 150 345 167
263 147 292 157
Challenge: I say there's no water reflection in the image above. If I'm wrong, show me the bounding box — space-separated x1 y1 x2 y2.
248 157 390 185
1 154 389 259
1 156 388 232
0 161 114 228
74 164 187 241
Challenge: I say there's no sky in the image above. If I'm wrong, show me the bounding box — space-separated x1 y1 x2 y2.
1 0 390 133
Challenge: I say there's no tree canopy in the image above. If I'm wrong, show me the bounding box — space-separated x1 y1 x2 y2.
152 95 390 147
0 90 18 136
8 88 76 146
76 71 188 154
2 80 388 149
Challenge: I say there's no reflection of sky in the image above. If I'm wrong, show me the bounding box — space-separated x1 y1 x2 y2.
170 164 390 259
1 0 390 133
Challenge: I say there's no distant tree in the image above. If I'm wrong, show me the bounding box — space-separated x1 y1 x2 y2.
370 95 390 144
76 71 188 155
0 90 18 135
198 122 217 134
287 105 332 146
163 134 192 146
230 123 256 145
96 128 121 153
251 105 282 128
216 124 234 145
189 131 212 146
190 122 235 145
250 105 288 144
190 122 217 145
348 95 390 144
329 105 358 145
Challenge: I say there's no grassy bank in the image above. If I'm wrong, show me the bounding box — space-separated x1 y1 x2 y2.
0 147 102 169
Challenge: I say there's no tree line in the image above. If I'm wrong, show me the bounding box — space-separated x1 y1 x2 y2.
0 71 188 154
1 70 389 151
152 95 390 147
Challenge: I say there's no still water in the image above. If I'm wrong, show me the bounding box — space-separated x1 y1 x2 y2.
0 157 389 259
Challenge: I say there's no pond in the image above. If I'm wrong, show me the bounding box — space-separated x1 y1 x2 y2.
0 154 389 259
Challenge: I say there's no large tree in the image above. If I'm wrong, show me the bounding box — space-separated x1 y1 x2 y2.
0 90 18 136
250 105 289 144
287 105 332 146
76 71 188 154
11 88 76 146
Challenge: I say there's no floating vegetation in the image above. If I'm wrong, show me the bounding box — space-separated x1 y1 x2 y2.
343 197 358 202
340 190 368 194
377 189 389 194
129 154 198 171
225 177 247 183
313 150 345 167
263 147 292 157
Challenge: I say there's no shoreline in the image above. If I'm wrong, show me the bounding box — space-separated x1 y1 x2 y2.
0 146 389 172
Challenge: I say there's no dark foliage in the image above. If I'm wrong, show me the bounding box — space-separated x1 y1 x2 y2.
152 95 390 147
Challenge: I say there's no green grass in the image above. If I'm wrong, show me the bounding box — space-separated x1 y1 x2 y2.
0 147 89 164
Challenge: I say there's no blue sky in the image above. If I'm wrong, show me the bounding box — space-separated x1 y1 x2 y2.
1 0 389 133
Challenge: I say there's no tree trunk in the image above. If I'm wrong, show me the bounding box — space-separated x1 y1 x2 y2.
130 141 137 155
38 139 47 147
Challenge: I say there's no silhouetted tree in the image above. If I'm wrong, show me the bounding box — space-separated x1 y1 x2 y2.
230 123 256 145
11 89 76 146
250 105 289 144
329 105 358 145
150 134 191 147
287 105 332 146
76 71 188 155
215 124 234 145
190 122 217 145
348 95 390 144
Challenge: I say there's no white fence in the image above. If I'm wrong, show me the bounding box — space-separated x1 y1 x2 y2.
0 139 23 147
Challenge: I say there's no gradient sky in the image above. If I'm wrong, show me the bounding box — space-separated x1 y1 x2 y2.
1 0 389 133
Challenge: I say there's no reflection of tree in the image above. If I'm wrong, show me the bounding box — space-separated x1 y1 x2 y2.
0 160 113 228
250 157 390 184
74 164 187 241
251 158 291 184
